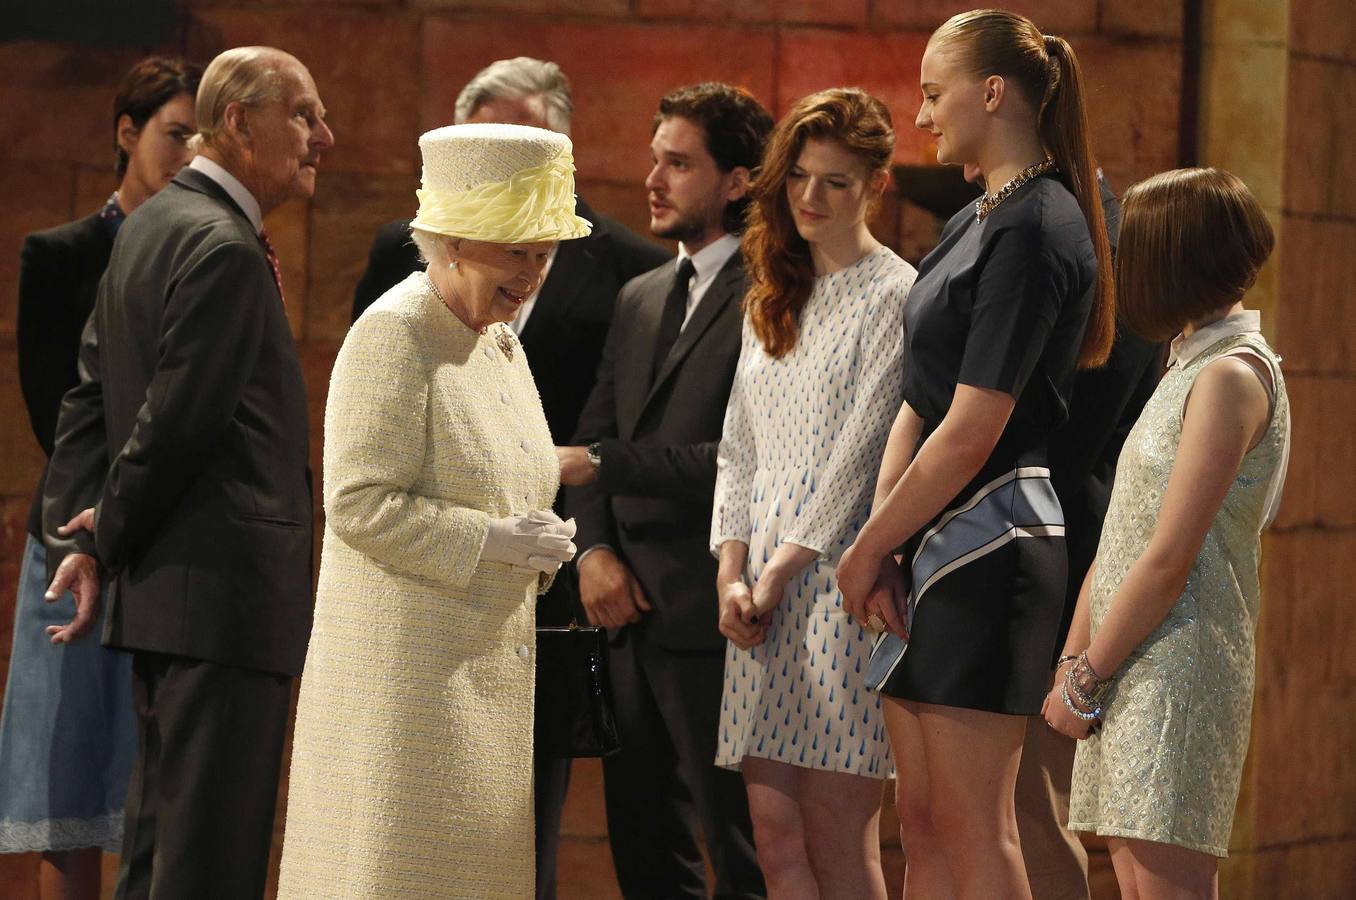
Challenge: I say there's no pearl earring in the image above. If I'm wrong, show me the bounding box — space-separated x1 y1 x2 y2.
448 259 459 271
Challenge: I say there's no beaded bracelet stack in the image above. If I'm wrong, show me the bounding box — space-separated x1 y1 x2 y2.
1061 651 1110 722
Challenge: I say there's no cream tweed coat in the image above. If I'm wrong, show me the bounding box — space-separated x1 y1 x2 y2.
278 273 558 898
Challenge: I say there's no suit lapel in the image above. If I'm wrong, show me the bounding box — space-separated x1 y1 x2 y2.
641 254 743 412
618 268 670 440
519 199 606 348
174 168 253 226
519 237 600 348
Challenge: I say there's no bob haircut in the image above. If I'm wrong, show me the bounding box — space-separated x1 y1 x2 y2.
113 57 202 177
1117 167 1275 342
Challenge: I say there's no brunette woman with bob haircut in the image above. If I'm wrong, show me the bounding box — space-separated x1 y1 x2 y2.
836 9 1113 897
1047 168 1288 900
711 87 916 897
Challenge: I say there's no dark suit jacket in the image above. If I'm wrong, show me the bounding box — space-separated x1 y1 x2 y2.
567 253 747 652
17 213 113 537
43 168 314 676
350 199 672 446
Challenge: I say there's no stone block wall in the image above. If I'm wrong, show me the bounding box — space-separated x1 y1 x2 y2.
1220 0 1356 895
42 3 1356 899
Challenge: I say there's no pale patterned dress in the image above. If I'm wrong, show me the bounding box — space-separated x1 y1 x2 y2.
711 246 915 776
278 274 559 898
1069 312 1290 856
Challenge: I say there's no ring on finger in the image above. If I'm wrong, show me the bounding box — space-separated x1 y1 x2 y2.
864 613 886 634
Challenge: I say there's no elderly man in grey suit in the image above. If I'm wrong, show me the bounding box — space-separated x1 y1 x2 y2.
43 46 333 899
561 82 773 900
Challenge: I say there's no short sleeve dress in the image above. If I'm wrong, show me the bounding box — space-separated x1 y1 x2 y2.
875 174 1099 715
711 246 916 776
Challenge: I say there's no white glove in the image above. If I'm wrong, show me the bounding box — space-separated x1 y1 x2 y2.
482 509 577 574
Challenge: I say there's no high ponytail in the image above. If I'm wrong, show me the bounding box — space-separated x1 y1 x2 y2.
1040 35 1114 368
931 10 1115 368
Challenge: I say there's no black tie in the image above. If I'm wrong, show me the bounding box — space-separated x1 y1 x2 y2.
653 257 696 381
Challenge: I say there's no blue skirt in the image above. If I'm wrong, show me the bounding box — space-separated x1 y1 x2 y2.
0 535 137 852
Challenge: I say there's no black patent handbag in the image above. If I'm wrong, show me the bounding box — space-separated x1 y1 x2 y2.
534 623 622 758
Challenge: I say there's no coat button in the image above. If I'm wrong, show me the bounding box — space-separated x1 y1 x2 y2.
520 439 530 452
517 645 530 662
484 346 496 360
501 391 510 404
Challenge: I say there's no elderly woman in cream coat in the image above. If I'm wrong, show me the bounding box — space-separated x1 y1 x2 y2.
278 124 590 899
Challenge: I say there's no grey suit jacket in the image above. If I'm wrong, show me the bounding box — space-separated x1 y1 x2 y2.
43 168 314 676
568 252 746 652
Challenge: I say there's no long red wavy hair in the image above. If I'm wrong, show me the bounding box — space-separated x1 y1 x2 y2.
742 88 895 359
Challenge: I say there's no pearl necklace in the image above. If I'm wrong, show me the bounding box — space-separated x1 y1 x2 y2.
975 158 1056 221
425 271 516 361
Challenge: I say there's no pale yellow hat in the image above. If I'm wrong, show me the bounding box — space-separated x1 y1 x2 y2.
411 123 592 244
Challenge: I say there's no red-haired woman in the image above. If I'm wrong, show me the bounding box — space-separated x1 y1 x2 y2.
836 9 1115 898
712 87 916 898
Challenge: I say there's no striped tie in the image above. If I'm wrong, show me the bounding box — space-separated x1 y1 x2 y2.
259 230 285 306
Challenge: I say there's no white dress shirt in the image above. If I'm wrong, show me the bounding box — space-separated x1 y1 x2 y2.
189 156 263 235
676 233 741 329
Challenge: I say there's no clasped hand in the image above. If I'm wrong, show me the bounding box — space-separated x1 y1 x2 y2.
482 509 577 574
837 542 909 640
717 564 794 651
1040 671 1098 740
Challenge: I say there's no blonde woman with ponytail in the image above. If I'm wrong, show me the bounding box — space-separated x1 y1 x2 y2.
837 9 1113 897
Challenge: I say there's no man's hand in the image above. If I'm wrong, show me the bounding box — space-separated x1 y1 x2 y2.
56 506 95 538
556 446 598 487
578 548 650 629
45 508 101 644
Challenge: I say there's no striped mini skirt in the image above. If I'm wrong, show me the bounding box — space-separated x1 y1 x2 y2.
868 464 1067 715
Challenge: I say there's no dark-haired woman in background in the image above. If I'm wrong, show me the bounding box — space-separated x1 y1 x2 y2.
836 9 1113 898
0 56 200 899
712 87 916 898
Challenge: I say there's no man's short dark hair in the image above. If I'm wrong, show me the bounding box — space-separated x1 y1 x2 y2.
655 83 774 234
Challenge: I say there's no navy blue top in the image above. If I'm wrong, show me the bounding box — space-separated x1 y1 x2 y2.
902 173 1098 487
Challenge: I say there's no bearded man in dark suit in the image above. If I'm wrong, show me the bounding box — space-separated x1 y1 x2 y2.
559 82 774 900
347 57 668 900
43 46 333 899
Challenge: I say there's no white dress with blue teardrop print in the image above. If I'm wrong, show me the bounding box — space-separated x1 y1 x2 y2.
711 246 914 777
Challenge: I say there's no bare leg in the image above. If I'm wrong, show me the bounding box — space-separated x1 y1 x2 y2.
913 701 1030 900
1014 715 1089 900
38 848 102 900
1119 837 1218 900
882 698 955 900
1108 838 1141 900
799 767 888 900
743 757 818 900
